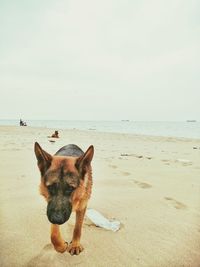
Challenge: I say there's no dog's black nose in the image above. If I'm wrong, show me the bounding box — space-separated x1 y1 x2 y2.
48 212 66 225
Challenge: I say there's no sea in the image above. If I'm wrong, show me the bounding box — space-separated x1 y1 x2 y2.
0 120 200 139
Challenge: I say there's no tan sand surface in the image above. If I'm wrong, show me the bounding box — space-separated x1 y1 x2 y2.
0 126 200 267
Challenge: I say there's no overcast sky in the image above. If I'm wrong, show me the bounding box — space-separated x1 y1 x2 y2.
0 0 199 121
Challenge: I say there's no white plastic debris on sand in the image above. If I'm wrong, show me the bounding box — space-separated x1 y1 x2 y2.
86 209 120 232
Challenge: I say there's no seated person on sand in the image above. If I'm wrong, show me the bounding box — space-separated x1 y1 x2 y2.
51 130 59 138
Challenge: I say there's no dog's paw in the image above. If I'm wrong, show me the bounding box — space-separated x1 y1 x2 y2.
67 243 84 255
54 242 68 253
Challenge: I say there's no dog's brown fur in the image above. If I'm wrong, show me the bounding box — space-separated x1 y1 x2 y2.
34 142 94 255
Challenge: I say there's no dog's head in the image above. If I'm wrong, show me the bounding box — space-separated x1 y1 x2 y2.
34 142 94 225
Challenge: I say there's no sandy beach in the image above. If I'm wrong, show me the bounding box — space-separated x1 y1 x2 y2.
0 126 200 267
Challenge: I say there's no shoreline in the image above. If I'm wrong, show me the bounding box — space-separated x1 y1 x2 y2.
0 125 200 142
0 119 200 140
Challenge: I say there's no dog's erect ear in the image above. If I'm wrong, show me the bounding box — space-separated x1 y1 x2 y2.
76 145 94 174
34 142 52 175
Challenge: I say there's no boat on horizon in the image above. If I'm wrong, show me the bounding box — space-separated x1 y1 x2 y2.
186 120 197 122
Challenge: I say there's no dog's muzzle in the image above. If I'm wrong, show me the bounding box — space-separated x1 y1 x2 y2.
47 197 72 225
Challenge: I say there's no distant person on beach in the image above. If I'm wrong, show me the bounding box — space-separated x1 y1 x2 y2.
20 119 27 126
51 130 59 138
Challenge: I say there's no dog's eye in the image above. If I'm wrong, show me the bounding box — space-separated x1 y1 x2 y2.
47 184 57 194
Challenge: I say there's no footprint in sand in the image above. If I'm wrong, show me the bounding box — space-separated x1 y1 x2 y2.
109 164 118 169
121 171 131 176
161 159 171 165
164 197 187 210
162 159 170 163
133 180 152 189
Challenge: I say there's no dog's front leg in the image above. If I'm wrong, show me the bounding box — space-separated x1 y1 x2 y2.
51 224 68 253
68 208 86 255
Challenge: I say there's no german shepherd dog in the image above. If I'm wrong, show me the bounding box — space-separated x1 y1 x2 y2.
34 142 94 255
